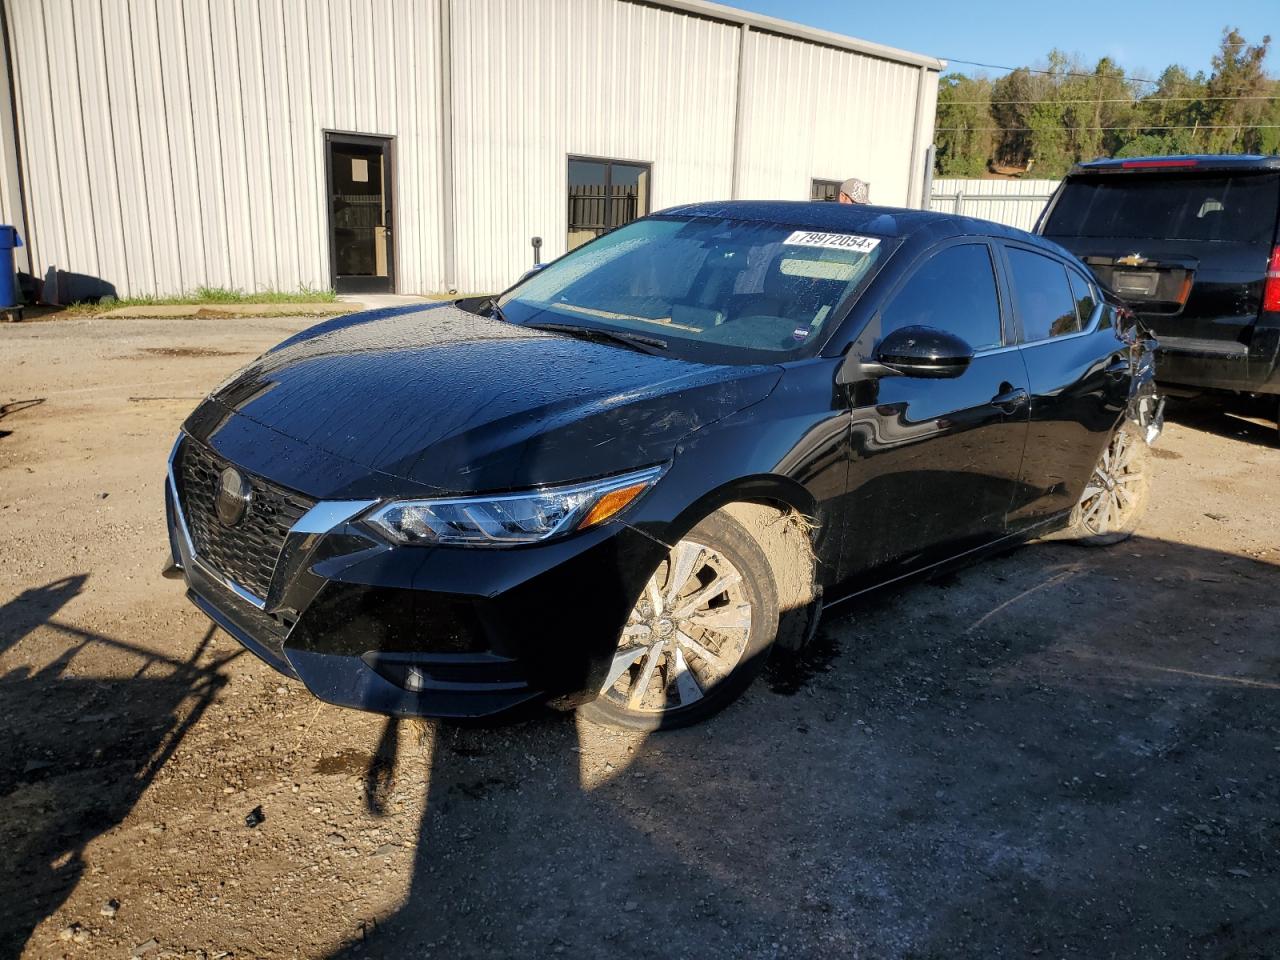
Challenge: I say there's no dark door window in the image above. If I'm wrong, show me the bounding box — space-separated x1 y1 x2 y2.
1006 248 1080 341
326 133 394 294
1068 270 1099 328
567 158 651 251
880 243 1004 351
811 179 841 202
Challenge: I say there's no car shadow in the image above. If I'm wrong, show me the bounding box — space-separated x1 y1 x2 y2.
322 534 1280 958
1163 394 1278 446
0 577 243 957
0 397 46 442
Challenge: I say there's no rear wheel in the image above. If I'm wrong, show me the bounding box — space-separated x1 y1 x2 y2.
579 512 778 731
1058 421 1151 546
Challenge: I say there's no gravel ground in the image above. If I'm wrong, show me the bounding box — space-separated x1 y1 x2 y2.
1 315 1279 960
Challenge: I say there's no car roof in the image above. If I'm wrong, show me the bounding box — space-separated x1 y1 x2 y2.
655 200 1079 262
1068 154 1280 176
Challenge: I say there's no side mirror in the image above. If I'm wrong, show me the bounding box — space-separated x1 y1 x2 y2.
857 325 974 380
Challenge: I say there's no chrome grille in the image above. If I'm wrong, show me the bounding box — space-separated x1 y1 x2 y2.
176 439 314 600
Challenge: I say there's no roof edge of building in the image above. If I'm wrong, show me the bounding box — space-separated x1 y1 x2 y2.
629 0 946 71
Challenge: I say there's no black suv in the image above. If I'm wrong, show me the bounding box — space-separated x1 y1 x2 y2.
1039 155 1280 430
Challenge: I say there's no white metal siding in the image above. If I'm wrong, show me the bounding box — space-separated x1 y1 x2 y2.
448 0 742 293
930 178 1060 232
736 31 932 209
1 0 937 299
2 0 446 298
0 5 26 264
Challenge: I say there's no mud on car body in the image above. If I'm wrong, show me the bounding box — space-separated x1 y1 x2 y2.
165 202 1161 730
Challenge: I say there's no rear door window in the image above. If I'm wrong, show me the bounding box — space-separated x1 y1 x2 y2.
1006 248 1081 341
1068 270 1097 328
1044 173 1280 244
879 243 1003 351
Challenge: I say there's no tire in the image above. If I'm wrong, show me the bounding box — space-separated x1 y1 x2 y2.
578 511 779 731
1056 420 1152 546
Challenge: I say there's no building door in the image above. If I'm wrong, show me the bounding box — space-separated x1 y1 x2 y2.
326 133 395 294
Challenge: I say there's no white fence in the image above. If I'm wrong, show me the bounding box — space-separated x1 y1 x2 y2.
929 178 1060 232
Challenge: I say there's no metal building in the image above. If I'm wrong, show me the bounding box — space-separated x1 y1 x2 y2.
0 0 941 300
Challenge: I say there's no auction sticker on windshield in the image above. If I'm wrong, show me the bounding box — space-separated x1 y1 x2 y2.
784 231 881 253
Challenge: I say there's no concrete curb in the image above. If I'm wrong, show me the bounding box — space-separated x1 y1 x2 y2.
96 302 353 319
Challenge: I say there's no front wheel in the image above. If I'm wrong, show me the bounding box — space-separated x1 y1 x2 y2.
579 512 779 731
1057 421 1152 546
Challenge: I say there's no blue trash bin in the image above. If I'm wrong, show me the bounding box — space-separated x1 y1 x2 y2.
0 225 22 310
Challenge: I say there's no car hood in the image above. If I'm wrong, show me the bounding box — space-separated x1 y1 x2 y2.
191 304 782 496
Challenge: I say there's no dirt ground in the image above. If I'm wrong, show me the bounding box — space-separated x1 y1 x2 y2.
2 314 1279 960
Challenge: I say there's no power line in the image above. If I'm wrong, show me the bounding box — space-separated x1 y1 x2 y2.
942 33 1270 87
942 56 1162 86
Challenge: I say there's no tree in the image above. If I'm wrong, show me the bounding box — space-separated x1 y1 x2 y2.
934 73 994 177
989 67 1038 167
1204 28 1272 152
932 27 1277 177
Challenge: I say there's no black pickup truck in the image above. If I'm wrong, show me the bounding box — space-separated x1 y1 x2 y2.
1038 155 1280 435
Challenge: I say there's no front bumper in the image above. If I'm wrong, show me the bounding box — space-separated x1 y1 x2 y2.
165 438 667 718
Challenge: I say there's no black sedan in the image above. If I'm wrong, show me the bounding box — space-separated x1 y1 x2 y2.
164 202 1160 730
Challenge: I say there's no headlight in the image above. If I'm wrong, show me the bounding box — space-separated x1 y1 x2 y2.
365 465 665 546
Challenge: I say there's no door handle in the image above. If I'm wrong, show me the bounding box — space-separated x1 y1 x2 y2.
990 386 1029 413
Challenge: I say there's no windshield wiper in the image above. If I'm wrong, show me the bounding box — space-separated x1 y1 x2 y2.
525 321 668 354
456 295 510 324
483 297 509 324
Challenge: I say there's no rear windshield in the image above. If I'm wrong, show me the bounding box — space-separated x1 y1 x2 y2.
1044 173 1280 244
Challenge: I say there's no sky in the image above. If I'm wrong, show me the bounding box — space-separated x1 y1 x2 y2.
719 0 1277 83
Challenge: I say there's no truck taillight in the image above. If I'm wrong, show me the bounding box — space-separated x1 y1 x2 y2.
1265 246 1280 313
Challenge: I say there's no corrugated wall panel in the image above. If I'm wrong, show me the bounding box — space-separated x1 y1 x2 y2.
0 29 22 250
69 0 129 295
258 0 302 292
152 0 206 294
43 0 100 283
3 0 933 298
3 0 445 298
930 178 1060 231
737 30 928 208
912 67 940 206
232 0 278 290
449 0 741 293
182 0 235 290
207 1 257 290
102 0 158 296
8 1 63 284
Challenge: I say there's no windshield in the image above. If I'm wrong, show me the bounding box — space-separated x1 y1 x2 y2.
497 216 890 363
1044 173 1280 244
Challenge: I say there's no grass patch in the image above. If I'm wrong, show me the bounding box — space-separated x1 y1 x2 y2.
60 285 338 317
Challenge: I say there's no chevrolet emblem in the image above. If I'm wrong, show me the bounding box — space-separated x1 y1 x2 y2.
1116 253 1148 267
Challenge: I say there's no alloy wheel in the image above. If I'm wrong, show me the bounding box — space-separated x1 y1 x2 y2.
1078 427 1144 535
600 539 753 714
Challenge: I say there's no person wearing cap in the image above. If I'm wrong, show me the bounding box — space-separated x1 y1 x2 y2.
838 178 870 204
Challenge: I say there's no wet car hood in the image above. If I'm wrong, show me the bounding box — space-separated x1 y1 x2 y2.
194 304 782 496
